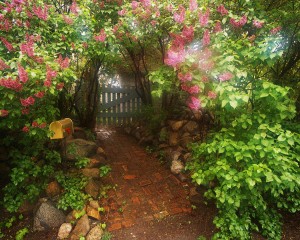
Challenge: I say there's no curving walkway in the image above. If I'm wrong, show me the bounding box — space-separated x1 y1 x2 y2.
96 127 192 232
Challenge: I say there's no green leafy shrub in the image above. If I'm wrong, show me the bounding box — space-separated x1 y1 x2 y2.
56 172 89 211
189 82 300 239
99 165 112 177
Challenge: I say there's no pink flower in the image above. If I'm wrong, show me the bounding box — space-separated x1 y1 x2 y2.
188 85 201 94
39 122 47 128
187 96 201 110
217 5 228 16
34 91 45 98
44 79 51 87
21 108 30 115
270 26 281 35
56 55 70 69
32 56 44 64
0 37 14 51
140 0 151 8
202 76 209 82
56 82 64 90
230 15 247 28
82 42 88 48
22 126 29 132
33 4 49 21
178 72 192 82
202 29 210 46
199 9 210 27
94 29 106 42
118 9 127 16
20 96 35 107
63 15 73 25
0 110 9 117
174 5 185 24
199 60 214 71
208 91 217 99
182 25 194 43
20 41 34 57
166 4 173 12
0 77 22 91
18 64 28 83
164 49 185 68
131 1 139 10
214 21 222 32
219 72 234 81
189 0 198 12
70 1 79 15
46 65 57 81
32 121 39 127
253 20 264 28
0 59 10 70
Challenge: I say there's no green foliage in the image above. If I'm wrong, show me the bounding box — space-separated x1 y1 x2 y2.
189 82 300 239
75 157 90 169
101 231 113 240
56 172 89 211
15 227 29 240
99 165 112 178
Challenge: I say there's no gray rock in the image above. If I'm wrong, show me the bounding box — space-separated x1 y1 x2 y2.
86 225 104 240
57 223 73 239
169 120 185 131
66 139 97 161
82 168 100 179
183 121 199 133
70 214 90 240
33 200 65 231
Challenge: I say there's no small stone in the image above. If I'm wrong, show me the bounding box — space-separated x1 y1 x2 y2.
70 214 90 240
82 168 100 179
66 139 97 161
57 223 72 239
169 132 179 146
123 175 137 180
85 179 100 199
86 225 104 240
183 121 199 133
96 147 106 156
86 205 101 220
89 200 100 209
46 181 61 198
86 158 102 168
171 160 184 175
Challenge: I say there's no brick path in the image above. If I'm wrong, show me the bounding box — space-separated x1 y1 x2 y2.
96 128 192 232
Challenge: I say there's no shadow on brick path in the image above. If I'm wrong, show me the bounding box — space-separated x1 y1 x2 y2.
96 127 192 232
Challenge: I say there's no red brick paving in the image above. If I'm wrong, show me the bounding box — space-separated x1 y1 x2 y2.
96 128 191 232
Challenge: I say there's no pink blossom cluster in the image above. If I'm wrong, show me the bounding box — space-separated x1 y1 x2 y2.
22 126 29 132
214 22 222 32
270 26 281 35
63 15 74 25
56 55 70 69
32 121 46 128
199 9 210 27
0 37 14 51
181 84 201 94
189 0 198 12
22 108 30 115
34 91 45 98
0 19 12 32
94 29 107 42
44 65 57 87
33 4 49 21
164 49 185 68
0 77 22 91
18 64 28 83
219 72 234 81
208 91 217 99
182 25 194 43
217 4 228 16
131 1 139 10
230 15 247 28
20 96 35 107
187 96 201 110
118 9 127 16
20 40 34 57
56 82 64 90
174 5 185 23
70 1 79 15
140 0 151 8
253 20 264 28
178 72 193 82
0 110 9 117
202 29 210 46
0 59 10 70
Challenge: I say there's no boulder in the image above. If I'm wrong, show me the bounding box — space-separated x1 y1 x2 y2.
169 132 179 146
73 127 88 140
85 179 100 198
70 214 90 240
183 121 199 133
57 223 73 239
169 120 185 131
86 205 101 220
96 147 106 157
66 139 97 161
46 181 61 198
86 158 102 168
170 160 184 175
89 200 100 209
82 168 100 179
86 225 104 240
33 200 65 231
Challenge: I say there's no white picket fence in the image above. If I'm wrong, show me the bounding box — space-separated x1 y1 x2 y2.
97 85 142 125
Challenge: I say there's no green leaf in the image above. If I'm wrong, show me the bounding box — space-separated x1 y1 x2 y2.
230 100 238 109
